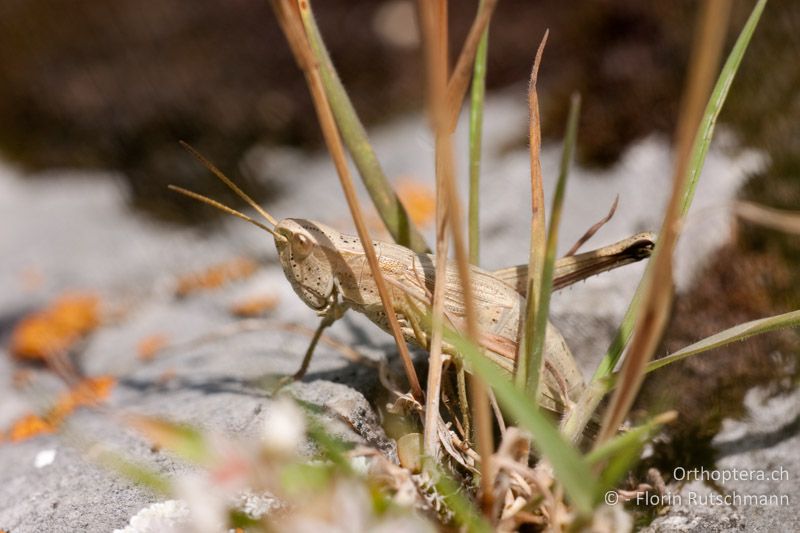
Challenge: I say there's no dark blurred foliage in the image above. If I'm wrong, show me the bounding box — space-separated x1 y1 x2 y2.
0 0 418 220
0 0 702 220
0 1 796 217
642 0 800 470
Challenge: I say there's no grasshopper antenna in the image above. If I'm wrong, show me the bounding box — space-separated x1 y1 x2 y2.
168 185 286 242
179 140 280 227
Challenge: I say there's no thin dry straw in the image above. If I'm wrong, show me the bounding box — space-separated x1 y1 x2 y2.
417 0 451 464
301 11 429 253
272 0 424 400
417 0 496 517
595 0 733 445
514 31 548 391
565 195 618 257
444 0 498 132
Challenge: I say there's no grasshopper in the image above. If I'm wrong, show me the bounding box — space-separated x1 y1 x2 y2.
170 146 654 415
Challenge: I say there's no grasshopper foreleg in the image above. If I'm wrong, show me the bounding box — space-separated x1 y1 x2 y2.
291 312 337 381
280 288 346 386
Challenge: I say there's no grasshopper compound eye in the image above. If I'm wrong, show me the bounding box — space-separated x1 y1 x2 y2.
291 233 314 260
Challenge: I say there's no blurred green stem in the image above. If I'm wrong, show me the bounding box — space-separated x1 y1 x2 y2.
302 6 430 253
468 0 489 266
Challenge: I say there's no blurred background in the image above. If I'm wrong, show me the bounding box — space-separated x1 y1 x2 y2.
1 0 798 470
5 0 798 218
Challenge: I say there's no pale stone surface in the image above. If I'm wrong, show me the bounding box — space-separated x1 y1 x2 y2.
644 387 800 532
0 92 775 532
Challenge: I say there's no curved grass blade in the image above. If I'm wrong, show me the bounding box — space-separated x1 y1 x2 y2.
563 0 767 442
524 93 580 399
641 309 800 376
514 32 548 390
299 1 429 254
586 411 676 491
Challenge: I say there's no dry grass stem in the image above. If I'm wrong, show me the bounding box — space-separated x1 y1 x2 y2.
515 31 548 391
273 0 424 400
735 200 800 234
417 0 495 515
596 0 731 444
565 195 619 256
444 0 499 131
418 0 451 463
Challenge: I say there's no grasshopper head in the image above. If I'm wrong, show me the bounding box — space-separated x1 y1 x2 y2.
169 143 339 312
274 218 338 311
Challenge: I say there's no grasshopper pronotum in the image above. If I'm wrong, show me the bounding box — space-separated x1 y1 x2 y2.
170 146 653 415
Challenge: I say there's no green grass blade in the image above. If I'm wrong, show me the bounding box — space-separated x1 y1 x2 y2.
581 309 800 397
94 448 171 494
468 0 489 266
591 0 766 383
443 328 598 515
299 3 429 254
642 309 800 376
434 469 492 533
561 0 767 443
127 416 212 464
302 411 354 473
680 4 767 215
524 94 581 398
586 412 676 491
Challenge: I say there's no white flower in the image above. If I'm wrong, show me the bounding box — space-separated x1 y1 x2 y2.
113 500 190 533
34 449 56 468
174 474 228 533
261 397 305 454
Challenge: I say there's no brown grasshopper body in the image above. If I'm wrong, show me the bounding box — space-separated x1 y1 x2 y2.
274 217 651 413
170 145 654 415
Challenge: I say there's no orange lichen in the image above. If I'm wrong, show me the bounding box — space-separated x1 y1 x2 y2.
175 257 258 296
49 376 116 423
229 294 279 317
396 177 436 227
4 376 116 443
9 414 55 442
9 292 101 361
137 334 170 361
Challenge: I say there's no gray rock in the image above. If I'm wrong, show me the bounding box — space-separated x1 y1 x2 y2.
644 387 800 532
